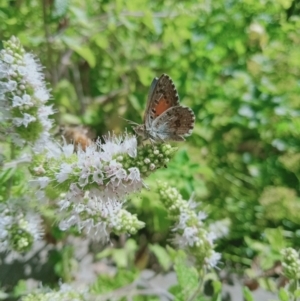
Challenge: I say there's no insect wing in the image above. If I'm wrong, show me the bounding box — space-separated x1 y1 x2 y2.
152 106 195 140
144 76 159 127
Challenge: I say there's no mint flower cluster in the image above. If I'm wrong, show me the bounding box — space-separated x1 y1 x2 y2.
0 36 185 255
0 36 53 151
157 182 221 269
0 201 43 252
31 135 177 241
22 283 88 301
0 36 179 249
281 247 300 280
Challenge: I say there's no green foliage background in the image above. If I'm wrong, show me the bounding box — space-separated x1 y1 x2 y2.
1 0 300 268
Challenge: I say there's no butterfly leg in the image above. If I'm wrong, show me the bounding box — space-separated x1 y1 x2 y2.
139 137 149 147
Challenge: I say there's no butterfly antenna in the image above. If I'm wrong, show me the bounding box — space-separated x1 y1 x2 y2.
118 116 139 126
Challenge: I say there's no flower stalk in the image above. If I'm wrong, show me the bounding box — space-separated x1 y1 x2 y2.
157 182 221 270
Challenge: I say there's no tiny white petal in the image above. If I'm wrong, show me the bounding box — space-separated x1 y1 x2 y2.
7 80 17 91
127 167 141 182
17 66 26 76
206 251 221 268
3 54 14 64
12 95 23 107
62 144 74 157
56 163 73 183
22 94 32 104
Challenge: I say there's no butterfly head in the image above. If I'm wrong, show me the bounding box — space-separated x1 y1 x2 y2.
133 124 146 138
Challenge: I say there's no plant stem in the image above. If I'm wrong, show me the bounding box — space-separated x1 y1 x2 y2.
293 280 299 301
42 0 57 85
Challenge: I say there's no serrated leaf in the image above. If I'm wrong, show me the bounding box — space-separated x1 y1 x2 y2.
174 251 201 300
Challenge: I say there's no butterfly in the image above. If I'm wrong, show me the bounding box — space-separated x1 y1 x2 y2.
133 74 195 142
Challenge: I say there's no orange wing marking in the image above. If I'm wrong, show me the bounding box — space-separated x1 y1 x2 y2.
153 97 172 117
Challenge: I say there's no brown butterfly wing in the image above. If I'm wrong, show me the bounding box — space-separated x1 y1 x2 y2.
144 74 180 128
152 106 195 141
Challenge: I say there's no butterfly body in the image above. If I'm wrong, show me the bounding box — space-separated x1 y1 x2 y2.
133 74 195 142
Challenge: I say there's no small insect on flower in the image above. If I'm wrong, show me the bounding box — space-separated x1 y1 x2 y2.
133 74 195 143
60 126 94 151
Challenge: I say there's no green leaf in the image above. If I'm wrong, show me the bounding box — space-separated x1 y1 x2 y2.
128 95 142 113
289 280 297 293
142 11 154 31
12 280 27 298
0 168 15 185
149 244 172 271
136 66 153 86
91 270 138 294
277 0 293 9
93 34 109 50
60 113 82 124
278 287 290 301
96 248 113 259
244 236 267 252
112 249 128 268
243 287 254 301
264 228 286 251
73 46 96 68
62 37 96 68
294 289 300 297
173 251 201 300
212 280 222 295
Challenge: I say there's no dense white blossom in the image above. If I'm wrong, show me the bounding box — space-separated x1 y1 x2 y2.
158 182 221 269
0 36 54 151
32 135 176 241
0 201 43 252
0 37 180 253
22 282 89 301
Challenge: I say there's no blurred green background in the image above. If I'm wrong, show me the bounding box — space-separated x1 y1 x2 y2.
1 0 300 271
